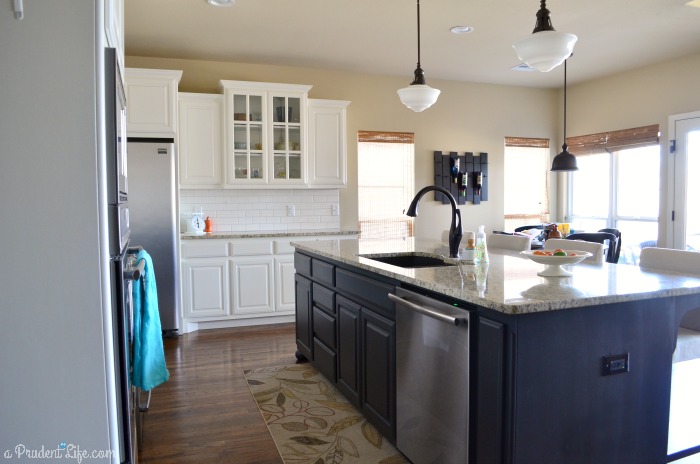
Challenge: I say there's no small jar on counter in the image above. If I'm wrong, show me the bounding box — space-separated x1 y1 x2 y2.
463 231 475 262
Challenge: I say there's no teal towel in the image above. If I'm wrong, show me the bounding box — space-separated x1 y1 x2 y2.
131 250 169 391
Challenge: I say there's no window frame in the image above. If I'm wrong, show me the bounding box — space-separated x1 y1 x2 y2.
357 130 415 239
565 125 661 263
503 137 551 232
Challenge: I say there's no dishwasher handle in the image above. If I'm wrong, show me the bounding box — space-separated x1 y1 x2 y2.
388 293 468 326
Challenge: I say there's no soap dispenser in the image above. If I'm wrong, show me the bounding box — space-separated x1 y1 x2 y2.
475 225 489 263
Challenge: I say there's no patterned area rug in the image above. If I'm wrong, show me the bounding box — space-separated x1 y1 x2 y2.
244 364 408 464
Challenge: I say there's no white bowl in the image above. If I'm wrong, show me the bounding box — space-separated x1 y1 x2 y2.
520 250 592 277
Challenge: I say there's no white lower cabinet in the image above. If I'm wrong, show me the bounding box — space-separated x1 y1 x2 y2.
231 256 274 315
180 235 352 331
182 258 230 318
275 255 297 312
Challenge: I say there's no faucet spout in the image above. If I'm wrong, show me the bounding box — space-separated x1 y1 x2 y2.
405 186 462 258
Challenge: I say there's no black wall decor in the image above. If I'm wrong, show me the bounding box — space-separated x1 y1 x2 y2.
433 151 488 205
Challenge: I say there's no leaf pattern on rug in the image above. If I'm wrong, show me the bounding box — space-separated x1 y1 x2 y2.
245 364 409 464
361 420 383 449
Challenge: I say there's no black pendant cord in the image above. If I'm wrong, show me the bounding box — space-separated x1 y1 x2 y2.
410 0 427 85
562 58 567 149
416 0 421 67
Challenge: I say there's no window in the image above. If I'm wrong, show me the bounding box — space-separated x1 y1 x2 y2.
357 131 415 239
503 137 550 232
568 125 660 264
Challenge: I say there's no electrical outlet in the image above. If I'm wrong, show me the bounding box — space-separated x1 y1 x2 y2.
287 204 296 217
602 353 630 376
331 204 339 216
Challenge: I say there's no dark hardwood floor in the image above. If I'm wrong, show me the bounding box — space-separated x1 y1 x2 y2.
138 323 298 463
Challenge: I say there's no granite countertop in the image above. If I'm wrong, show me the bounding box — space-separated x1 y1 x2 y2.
181 229 359 240
292 237 700 315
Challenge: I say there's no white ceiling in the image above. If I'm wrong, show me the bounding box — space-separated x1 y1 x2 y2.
124 0 700 89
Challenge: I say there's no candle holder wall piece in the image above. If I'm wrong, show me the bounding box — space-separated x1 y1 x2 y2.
433 151 488 204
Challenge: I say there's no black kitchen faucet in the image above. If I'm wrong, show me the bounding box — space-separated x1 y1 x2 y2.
405 186 462 258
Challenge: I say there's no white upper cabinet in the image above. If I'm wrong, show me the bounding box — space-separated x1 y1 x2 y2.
125 68 182 137
178 93 223 188
307 99 350 187
218 80 312 188
173 80 349 190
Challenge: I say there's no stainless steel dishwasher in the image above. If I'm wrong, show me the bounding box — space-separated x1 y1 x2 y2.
389 287 471 464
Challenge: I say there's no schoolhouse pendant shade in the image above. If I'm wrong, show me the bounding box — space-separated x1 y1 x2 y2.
398 0 440 112
513 0 577 72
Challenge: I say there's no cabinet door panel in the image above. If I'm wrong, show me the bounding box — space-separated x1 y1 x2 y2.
275 256 296 312
125 69 181 137
183 259 229 318
307 99 349 187
178 93 222 187
476 317 506 464
337 296 361 407
361 308 396 442
232 257 274 314
295 274 313 361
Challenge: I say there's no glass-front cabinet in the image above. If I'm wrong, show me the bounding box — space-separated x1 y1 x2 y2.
271 95 303 182
230 92 265 182
219 80 311 187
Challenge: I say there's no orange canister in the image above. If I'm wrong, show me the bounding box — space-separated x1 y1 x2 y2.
204 216 213 233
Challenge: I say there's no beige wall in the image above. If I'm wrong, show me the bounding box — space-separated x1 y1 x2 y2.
561 52 700 246
126 55 557 239
126 52 700 243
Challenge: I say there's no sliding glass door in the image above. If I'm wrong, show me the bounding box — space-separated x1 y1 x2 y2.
671 112 700 251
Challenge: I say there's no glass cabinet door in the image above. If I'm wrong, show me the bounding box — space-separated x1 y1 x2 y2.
229 93 265 182
271 96 303 181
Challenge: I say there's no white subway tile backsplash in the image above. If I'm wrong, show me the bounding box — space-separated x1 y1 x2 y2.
180 188 340 233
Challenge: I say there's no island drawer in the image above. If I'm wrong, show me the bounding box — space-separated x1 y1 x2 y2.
313 306 336 349
295 253 312 278
313 338 337 382
336 268 395 313
312 259 335 287
312 283 335 314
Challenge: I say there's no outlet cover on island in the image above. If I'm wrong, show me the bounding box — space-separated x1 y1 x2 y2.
287 204 296 216
331 204 339 216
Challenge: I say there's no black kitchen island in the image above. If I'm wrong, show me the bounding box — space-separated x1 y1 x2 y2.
292 237 700 464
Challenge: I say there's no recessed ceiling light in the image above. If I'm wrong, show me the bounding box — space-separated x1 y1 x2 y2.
207 0 234 6
511 63 535 72
450 25 474 34
685 0 700 7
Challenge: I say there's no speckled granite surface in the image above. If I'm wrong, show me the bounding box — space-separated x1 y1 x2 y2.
181 230 359 240
292 238 700 315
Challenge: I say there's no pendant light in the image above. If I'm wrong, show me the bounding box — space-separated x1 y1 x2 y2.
397 0 440 112
551 59 578 172
513 0 577 72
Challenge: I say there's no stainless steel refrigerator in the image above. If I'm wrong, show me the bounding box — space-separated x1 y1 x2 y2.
127 140 180 335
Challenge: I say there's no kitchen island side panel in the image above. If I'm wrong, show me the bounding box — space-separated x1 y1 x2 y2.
513 297 675 464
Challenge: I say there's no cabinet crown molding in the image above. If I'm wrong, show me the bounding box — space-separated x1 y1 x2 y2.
126 67 183 82
218 79 312 94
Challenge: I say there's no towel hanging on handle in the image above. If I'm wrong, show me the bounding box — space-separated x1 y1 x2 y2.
131 249 169 391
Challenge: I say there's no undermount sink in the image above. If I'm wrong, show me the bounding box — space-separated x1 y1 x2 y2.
360 253 457 269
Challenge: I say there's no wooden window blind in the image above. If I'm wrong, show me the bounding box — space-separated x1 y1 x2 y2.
566 124 660 156
358 130 415 144
357 131 415 239
505 136 550 149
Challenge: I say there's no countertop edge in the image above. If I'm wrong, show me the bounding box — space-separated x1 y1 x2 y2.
292 241 700 315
